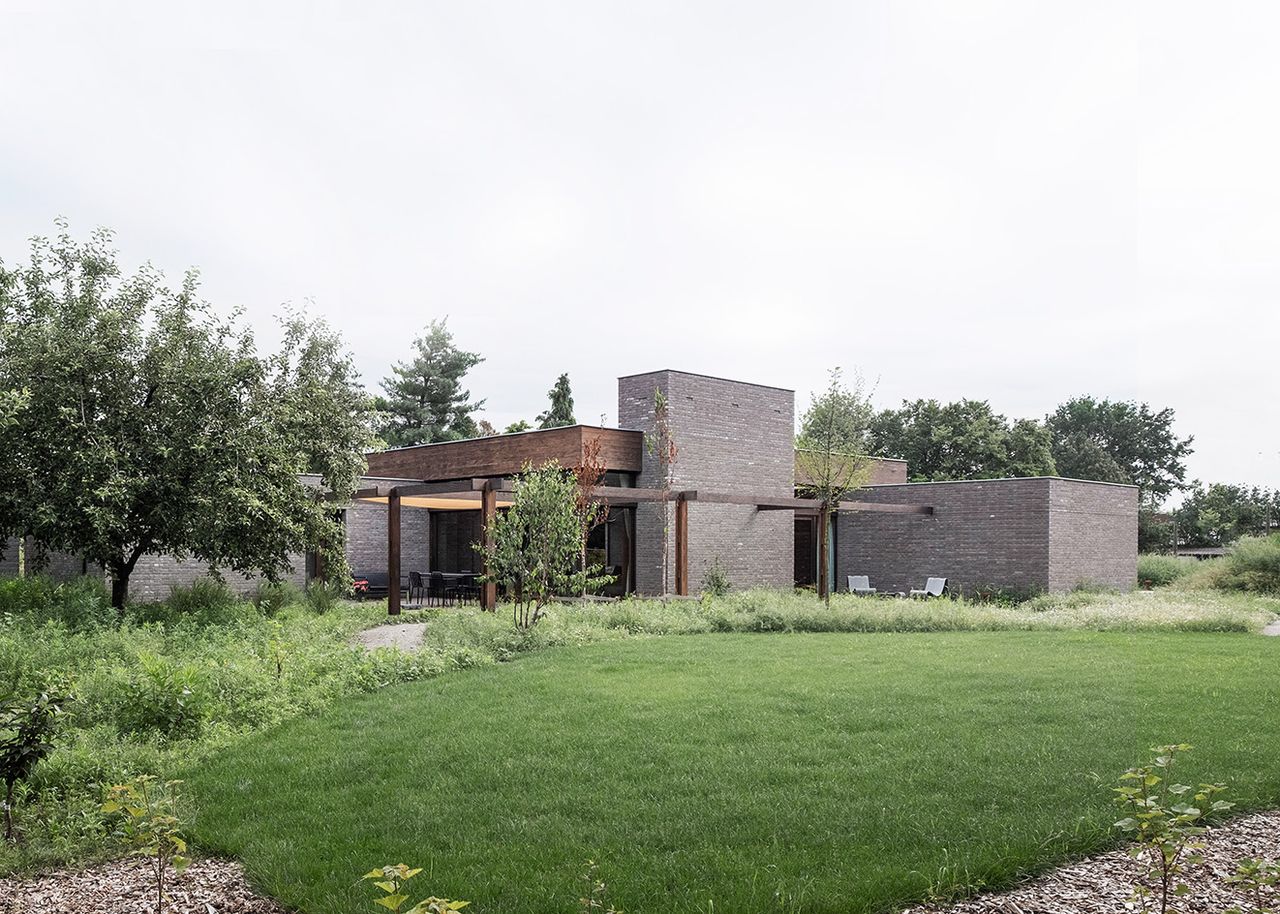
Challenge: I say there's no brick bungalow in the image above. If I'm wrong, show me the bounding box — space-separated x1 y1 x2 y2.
2 369 1138 602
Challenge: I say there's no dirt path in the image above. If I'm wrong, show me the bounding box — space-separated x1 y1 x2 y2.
354 621 427 651
1264 619 1280 636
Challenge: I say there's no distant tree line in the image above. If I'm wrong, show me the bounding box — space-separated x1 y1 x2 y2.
803 378 1272 553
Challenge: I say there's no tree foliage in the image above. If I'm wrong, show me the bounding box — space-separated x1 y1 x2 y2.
1173 483 1280 548
796 368 875 602
478 461 609 630
1046 396 1193 504
0 223 375 608
537 373 576 429
504 419 532 434
377 319 484 446
1 687 67 841
867 399 1056 481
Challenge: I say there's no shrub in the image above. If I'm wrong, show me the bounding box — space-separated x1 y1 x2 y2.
362 863 468 913
1 688 70 840
305 581 345 615
1112 744 1232 913
0 577 113 631
1137 554 1197 589
252 580 304 617
1216 534 1280 595
129 578 252 628
114 653 207 739
102 776 190 914
702 558 730 598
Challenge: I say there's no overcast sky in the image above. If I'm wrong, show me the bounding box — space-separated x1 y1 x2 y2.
2 2 1276 495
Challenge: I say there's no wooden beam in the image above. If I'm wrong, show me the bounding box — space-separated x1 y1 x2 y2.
674 493 689 596
480 480 497 611
387 489 401 616
588 484 673 503
684 491 813 509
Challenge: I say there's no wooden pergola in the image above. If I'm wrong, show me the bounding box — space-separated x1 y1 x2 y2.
353 478 933 614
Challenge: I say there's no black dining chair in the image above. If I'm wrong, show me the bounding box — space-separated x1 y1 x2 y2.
408 571 425 606
428 572 449 607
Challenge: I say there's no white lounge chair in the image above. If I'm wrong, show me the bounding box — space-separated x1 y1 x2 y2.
910 577 947 599
847 575 877 596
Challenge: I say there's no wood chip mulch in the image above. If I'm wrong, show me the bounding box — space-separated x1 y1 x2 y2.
0 857 288 914
905 811 1280 914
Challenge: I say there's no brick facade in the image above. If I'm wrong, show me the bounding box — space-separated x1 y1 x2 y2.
1047 479 1139 591
343 499 430 577
618 370 795 595
125 552 310 603
836 477 1138 595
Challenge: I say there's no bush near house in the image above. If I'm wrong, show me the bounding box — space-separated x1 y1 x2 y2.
1137 553 1197 589
1216 533 1280 594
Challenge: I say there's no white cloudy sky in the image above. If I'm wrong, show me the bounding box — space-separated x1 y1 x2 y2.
2 1 1276 494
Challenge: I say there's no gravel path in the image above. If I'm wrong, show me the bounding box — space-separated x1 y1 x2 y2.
354 621 427 651
0 857 287 913
1263 619 1280 636
904 811 1280 914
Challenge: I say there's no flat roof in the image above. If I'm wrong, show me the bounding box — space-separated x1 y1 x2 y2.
865 475 1138 490
616 368 794 393
368 423 631 456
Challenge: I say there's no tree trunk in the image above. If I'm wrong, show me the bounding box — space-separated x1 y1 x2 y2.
4 779 13 841
111 573 130 614
817 505 831 605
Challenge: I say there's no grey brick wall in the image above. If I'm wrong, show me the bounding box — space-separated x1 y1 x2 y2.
1048 479 1139 591
837 478 1052 595
343 500 430 577
1 537 102 582
836 477 1138 595
618 370 794 595
126 552 309 603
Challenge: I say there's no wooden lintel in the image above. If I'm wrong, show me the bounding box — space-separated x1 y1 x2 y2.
588 485 674 503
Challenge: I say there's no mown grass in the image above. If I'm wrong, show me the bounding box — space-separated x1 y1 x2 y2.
187 632 1280 914
3 576 1277 880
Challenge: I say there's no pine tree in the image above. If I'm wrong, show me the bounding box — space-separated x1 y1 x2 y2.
378 319 484 446
537 373 576 429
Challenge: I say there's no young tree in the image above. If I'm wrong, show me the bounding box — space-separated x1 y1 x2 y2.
571 436 610 594
478 461 609 630
796 368 875 604
1 688 67 841
644 388 678 596
0 223 375 609
537 373 576 429
378 319 484 446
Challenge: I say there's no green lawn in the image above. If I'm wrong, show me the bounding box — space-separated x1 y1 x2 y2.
186 631 1280 914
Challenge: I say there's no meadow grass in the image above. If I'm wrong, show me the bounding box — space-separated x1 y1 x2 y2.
186 631 1280 914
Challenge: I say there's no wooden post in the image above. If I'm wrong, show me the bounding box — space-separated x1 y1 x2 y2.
817 504 830 601
481 480 497 611
388 489 401 615
674 492 689 596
